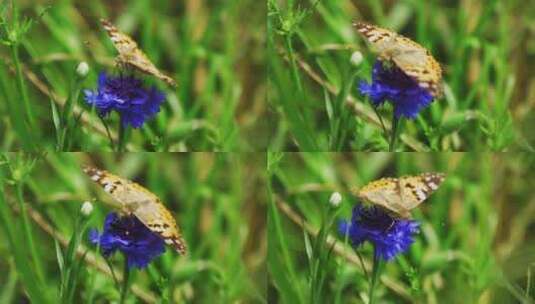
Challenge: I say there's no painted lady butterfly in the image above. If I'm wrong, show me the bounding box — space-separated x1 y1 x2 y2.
355 22 443 97
84 166 187 254
101 19 177 87
356 173 446 218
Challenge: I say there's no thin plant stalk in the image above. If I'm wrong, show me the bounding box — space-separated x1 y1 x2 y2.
389 113 402 152
117 121 129 152
368 249 383 304
284 35 303 95
371 106 387 139
330 69 359 150
59 69 84 150
85 242 101 304
119 258 131 304
15 183 45 285
10 35 35 135
101 118 116 151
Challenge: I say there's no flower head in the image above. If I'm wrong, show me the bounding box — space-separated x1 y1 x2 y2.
89 212 165 269
339 204 419 261
359 60 433 119
84 72 165 128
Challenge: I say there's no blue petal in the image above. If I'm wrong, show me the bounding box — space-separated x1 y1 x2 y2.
88 229 100 244
83 72 166 128
339 204 419 261
358 60 435 119
88 212 166 269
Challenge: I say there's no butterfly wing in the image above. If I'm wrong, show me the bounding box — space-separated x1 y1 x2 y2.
355 22 443 97
357 173 445 218
100 19 177 87
354 22 397 59
398 172 445 210
390 37 443 97
83 166 187 254
356 177 410 217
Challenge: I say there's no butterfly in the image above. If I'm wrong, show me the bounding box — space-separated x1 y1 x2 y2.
355 22 443 97
100 19 177 87
355 173 445 218
83 166 187 254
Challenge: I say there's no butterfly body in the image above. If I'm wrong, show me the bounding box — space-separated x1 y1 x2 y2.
83 166 187 254
356 173 445 218
355 22 443 97
100 19 177 87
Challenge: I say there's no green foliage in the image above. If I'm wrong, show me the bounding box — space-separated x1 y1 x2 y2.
0 153 266 303
268 152 535 303
0 1 267 151
268 0 533 151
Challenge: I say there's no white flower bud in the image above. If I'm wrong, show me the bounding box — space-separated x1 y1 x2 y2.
76 62 89 78
350 51 363 67
329 192 342 207
81 201 93 216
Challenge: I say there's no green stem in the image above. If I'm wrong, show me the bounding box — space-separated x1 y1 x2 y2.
368 249 383 304
16 183 45 285
285 35 303 94
268 178 305 303
372 106 387 139
355 250 370 280
105 259 120 289
10 43 35 147
389 113 402 152
119 258 130 304
117 121 129 152
59 72 83 150
99 116 116 151
331 69 359 151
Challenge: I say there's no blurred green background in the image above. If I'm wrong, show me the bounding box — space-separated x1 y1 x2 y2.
0 0 267 151
268 152 535 303
268 0 535 151
0 152 266 303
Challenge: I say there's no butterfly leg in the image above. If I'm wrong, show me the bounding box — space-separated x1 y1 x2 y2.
386 218 397 232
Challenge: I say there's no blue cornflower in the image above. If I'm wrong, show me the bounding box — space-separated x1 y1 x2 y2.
89 212 165 269
339 204 419 261
84 72 165 128
359 60 433 119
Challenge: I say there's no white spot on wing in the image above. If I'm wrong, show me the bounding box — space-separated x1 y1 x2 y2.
104 183 114 193
415 190 426 201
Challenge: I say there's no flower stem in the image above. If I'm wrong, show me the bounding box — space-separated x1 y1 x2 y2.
99 116 116 151
119 258 130 304
389 113 402 152
59 72 83 150
10 43 36 148
368 249 383 304
284 35 303 95
372 105 387 139
16 183 45 285
331 69 359 151
117 121 129 152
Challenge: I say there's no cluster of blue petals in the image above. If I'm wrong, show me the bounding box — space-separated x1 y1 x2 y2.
89 212 165 269
339 204 419 261
84 72 165 128
359 61 433 119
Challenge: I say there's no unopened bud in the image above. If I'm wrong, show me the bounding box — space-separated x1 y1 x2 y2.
81 201 93 216
350 51 363 67
329 192 342 207
76 62 89 78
